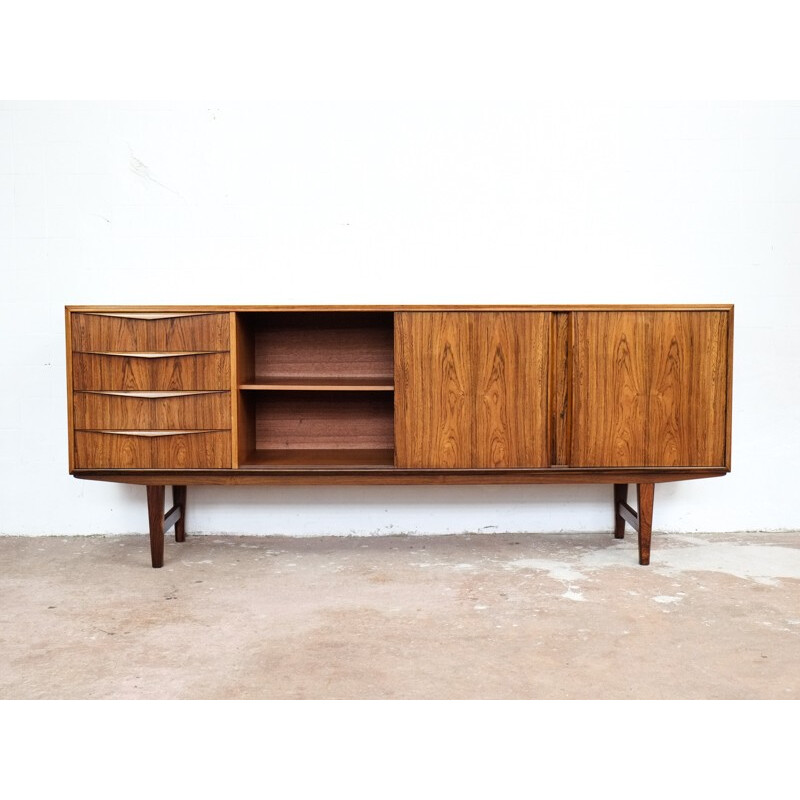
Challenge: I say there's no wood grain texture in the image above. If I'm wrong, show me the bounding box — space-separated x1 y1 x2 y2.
475 312 549 467
571 311 649 467
648 311 728 466
397 312 551 468
571 311 729 467
74 431 231 469
395 312 474 468
72 352 230 391
71 312 229 352
73 391 230 430
253 392 394 451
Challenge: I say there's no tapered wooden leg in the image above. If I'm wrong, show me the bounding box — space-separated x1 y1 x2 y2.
613 483 628 539
147 485 165 569
173 486 187 542
637 483 654 566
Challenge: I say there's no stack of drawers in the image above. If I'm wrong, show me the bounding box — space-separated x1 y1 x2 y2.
70 312 232 468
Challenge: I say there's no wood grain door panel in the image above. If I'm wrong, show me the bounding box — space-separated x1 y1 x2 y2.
475 312 549 467
395 312 549 468
71 312 230 352
72 352 231 391
74 430 232 469
571 311 729 467
395 312 473 468
73 391 231 430
571 312 649 467
648 311 728 466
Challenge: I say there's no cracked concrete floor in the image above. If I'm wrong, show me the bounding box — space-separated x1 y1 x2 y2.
1 531 798 699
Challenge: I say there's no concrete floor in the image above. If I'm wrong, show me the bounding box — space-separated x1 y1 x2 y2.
1 531 798 699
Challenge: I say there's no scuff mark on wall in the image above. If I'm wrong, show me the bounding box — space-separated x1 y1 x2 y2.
128 146 183 197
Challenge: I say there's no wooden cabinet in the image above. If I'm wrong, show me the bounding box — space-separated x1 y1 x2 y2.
66 305 733 568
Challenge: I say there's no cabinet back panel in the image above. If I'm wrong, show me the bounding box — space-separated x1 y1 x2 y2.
245 312 394 380
253 392 394 450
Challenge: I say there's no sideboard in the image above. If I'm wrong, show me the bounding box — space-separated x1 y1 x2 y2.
65 305 733 567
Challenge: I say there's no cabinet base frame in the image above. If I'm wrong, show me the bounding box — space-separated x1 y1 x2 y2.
146 485 187 568
130 473 698 569
613 482 654 566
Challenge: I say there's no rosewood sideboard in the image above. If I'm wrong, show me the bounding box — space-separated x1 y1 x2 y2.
65 305 734 567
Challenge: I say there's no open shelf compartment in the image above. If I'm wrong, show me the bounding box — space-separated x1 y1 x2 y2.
238 390 395 468
234 312 396 468
236 311 394 388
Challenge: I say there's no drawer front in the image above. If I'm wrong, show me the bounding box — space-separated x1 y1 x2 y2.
74 391 231 430
71 312 230 352
74 430 232 469
72 352 231 391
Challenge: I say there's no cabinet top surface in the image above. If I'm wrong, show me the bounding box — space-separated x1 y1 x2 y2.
66 304 735 313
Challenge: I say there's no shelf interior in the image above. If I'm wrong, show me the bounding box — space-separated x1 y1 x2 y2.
238 311 394 383
239 390 394 466
234 312 396 468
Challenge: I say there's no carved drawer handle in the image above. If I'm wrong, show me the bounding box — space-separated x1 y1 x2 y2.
83 351 219 358
83 312 215 320
78 390 227 398
86 429 224 438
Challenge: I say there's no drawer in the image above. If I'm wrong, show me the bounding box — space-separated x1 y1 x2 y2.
74 391 231 430
72 352 231 391
71 312 230 352
74 430 231 469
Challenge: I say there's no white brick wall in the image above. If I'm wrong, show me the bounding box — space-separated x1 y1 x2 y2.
1 101 798 534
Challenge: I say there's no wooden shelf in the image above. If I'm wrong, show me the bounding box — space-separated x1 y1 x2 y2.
240 448 395 468
240 377 394 391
